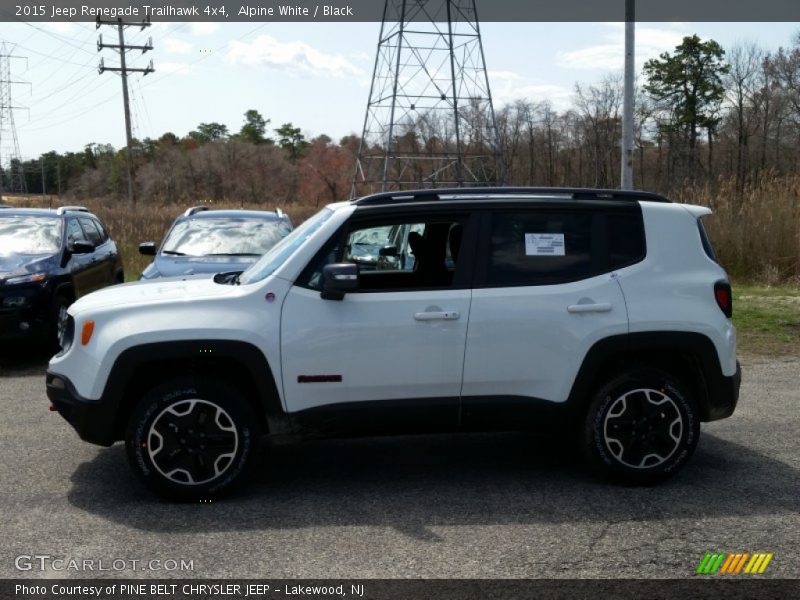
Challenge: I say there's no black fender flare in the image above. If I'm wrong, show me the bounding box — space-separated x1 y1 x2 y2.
102 339 289 441
567 331 737 422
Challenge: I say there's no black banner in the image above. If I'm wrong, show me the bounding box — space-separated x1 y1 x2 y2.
2 0 800 23
5 579 800 600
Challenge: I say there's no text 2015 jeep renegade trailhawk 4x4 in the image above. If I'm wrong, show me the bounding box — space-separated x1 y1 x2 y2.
47 187 741 499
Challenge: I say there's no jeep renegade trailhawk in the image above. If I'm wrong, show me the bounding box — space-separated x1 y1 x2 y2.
46 187 741 499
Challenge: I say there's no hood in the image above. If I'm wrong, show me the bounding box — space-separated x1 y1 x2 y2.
69 276 245 315
145 255 259 279
0 253 58 282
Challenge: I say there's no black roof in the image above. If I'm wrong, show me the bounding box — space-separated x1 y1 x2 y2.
352 187 671 206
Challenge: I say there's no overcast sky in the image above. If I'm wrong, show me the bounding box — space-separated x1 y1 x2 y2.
1 21 798 159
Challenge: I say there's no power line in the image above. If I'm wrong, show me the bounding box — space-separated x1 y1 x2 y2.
16 89 120 132
97 15 154 208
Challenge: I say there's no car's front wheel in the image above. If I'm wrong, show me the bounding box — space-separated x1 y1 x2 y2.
125 378 259 500
583 368 699 484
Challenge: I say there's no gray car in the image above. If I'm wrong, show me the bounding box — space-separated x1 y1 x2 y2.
138 207 292 280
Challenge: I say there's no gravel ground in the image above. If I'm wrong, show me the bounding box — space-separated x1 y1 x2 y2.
0 353 798 579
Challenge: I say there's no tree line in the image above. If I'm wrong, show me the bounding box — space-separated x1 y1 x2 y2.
4 32 800 205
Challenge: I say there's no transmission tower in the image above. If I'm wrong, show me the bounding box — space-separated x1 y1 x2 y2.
97 16 154 208
353 0 503 196
0 42 29 200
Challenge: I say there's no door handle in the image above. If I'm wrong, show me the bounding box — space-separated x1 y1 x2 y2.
567 303 612 314
414 311 460 321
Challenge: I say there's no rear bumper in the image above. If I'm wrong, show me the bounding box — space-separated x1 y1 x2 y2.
704 360 741 422
46 371 116 446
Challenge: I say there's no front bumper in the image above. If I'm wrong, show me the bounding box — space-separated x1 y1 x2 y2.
46 371 117 446
0 308 47 341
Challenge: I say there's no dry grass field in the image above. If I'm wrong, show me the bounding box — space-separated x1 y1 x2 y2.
4 178 799 357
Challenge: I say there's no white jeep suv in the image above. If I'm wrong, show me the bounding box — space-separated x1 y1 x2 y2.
46 188 740 499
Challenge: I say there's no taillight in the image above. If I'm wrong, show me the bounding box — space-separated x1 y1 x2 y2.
714 281 732 318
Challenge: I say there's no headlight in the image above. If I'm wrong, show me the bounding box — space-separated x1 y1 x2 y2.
5 272 46 285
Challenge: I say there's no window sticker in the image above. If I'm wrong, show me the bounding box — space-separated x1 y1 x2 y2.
525 233 565 256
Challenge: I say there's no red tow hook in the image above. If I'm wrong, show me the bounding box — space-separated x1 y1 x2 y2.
49 404 57 412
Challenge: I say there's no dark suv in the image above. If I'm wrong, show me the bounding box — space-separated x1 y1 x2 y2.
0 205 123 349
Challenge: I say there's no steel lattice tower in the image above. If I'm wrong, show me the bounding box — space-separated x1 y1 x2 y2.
352 0 502 196
0 42 27 197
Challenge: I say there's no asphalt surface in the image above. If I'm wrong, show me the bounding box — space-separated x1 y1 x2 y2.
1 350 798 579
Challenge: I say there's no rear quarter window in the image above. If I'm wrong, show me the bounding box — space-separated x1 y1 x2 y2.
608 212 646 269
697 217 718 262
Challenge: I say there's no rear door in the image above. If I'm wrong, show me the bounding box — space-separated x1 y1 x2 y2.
460 204 639 429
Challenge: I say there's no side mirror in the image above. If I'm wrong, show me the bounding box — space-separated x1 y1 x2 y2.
321 263 359 300
70 239 95 254
138 241 157 256
378 245 399 257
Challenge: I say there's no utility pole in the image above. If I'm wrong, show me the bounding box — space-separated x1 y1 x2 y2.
0 42 30 201
96 16 154 208
620 0 635 190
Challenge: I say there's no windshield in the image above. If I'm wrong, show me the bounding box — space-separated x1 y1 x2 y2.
162 217 291 257
0 215 63 256
239 208 333 284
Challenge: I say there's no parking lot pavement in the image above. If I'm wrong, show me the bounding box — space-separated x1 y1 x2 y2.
1 354 798 579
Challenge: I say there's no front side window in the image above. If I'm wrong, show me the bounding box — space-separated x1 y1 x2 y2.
78 217 103 246
298 216 467 292
65 219 84 246
0 215 63 256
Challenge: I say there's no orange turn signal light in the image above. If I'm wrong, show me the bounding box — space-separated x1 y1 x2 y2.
81 320 95 346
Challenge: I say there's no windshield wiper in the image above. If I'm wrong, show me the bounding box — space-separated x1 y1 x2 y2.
161 250 186 256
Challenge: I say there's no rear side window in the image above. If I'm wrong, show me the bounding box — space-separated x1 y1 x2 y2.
485 208 645 287
487 211 594 286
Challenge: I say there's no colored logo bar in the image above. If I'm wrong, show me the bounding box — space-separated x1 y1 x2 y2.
696 552 773 574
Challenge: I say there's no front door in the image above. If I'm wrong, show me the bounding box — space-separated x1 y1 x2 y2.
280 213 475 435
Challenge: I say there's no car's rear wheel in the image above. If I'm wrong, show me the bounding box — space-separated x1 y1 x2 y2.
125 378 259 500
583 368 699 484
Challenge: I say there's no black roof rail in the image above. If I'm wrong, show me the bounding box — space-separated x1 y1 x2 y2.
183 205 210 217
352 186 671 206
56 205 90 215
